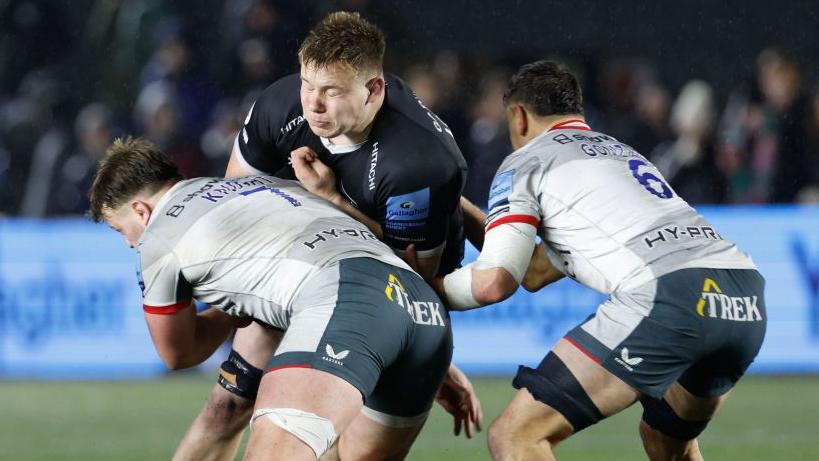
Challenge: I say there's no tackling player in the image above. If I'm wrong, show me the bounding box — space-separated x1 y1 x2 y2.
90 137 455 461
177 11 484 461
433 61 767 461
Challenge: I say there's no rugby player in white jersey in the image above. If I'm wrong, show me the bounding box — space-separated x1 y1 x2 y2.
175 12 483 461
89 137 455 460
430 61 766 461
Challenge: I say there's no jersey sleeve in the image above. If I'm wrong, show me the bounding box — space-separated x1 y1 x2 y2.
379 162 463 258
137 240 193 315
485 155 543 232
235 76 300 175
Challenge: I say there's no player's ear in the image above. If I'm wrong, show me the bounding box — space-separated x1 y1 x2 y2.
365 76 385 103
514 104 529 137
131 200 153 227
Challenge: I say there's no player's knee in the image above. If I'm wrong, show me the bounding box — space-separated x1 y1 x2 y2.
640 396 709 441
202 388 255 435
250 408 337 459
217 348 264 400
640 420 701 461
487 416 514 458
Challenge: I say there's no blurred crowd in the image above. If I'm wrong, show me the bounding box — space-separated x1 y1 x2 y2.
1 0 818 217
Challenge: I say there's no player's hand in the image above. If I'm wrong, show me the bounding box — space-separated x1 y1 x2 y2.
290 147 340 201
435 363 483 439
404 244 445 296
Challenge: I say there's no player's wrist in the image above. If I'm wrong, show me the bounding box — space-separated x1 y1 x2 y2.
326 192 346 207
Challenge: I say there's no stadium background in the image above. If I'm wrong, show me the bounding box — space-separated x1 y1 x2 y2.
1 0 818 459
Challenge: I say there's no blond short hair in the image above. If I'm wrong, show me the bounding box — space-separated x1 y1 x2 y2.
298 11 385 78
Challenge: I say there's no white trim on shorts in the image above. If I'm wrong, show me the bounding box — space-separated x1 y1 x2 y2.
361 406 429 429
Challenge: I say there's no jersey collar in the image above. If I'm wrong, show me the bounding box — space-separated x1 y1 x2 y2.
320 136 368 154
548 119 591 131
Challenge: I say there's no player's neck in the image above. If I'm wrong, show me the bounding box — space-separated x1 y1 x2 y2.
143 181 179 214
540 114 587 133
514 114 587 150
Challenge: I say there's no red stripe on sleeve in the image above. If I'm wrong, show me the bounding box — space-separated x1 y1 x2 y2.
143 300 192 315
486 214 540 232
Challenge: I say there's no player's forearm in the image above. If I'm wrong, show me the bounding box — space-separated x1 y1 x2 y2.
328 193 384 239
189 310 245 367
443 223 536 310
460 196 487 250
442 265 518 310
164 309 243 370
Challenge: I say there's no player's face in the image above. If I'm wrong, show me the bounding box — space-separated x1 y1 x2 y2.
300 63 374 139
104 202 149 248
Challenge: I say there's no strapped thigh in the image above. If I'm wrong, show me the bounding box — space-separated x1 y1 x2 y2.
640 396 710 440
512 351 603 433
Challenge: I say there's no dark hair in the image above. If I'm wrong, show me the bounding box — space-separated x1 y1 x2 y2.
298 11 386 77
88 137 183 222
503 60 584 116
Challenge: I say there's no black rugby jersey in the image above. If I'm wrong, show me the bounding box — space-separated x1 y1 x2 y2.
236 73 467 274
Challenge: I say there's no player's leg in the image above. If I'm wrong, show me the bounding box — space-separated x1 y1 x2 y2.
325 259 452 461
246 367 364 460
173 322 282 461
638 268 767 461
323 409 427 461
487 338 639 461
639 383 728 461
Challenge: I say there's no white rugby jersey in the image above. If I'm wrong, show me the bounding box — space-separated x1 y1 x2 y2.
485 119 755 294
136 176 410 329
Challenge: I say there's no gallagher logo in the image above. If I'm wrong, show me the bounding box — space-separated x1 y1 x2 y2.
695 278 762 322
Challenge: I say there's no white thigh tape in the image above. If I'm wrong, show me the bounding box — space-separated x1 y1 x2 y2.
251 408 337 458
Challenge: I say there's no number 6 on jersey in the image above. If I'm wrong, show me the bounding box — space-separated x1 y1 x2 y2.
628 159 674 199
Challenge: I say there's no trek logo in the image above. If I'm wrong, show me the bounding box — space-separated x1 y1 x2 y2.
695 278 763 322
322 344 349 366
614 347 643 372
385 274 446 327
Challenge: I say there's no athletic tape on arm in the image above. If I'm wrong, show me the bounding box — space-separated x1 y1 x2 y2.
474 222 537 283
443 222 537 310
443 262 478 309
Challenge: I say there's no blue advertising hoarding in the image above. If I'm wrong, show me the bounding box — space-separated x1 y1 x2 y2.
0 206 817 378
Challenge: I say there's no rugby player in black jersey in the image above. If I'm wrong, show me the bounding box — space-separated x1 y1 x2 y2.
173 12 486 461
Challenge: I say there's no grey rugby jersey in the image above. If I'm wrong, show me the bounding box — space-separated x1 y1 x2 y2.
136 176 409 329
485 120 755 295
